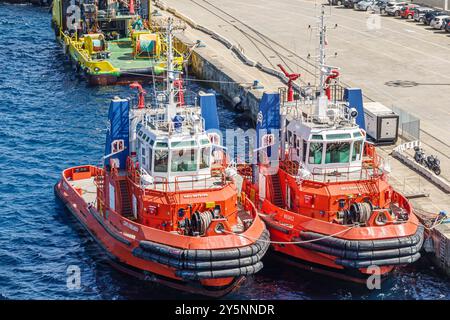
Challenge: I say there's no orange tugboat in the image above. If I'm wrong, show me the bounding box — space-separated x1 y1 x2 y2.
239 8 424 283
55 20 268 297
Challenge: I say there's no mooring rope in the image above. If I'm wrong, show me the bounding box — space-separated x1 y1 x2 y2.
222 225 356 245
223 211 445 244
411 217 447 231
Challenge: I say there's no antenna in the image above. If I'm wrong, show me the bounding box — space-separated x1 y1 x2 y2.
306 6 341 118
166 18 176 121
318 5 327 97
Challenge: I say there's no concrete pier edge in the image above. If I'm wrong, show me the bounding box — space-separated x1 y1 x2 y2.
392 141 450 194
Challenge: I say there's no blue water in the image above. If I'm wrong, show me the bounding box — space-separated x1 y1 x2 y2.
1 4 449 300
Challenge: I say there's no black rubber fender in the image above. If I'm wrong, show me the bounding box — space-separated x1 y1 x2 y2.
335 252 421 268
121 67 154 75
139 229 270 262
176 261 264 280
133 243 268 270
299 225 424 251
295 231 423 260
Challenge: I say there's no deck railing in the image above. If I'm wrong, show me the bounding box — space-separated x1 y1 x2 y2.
173 174 226 192
126 157 227 194
280 147 383 184
281 98 354 125
133 106 205 135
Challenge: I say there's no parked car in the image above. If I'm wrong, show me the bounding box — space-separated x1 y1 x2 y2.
400 4 421 19
424 10 445 25
355 0 377 10
430 15 450 29
385 1 407 16
343 0 364 8
328 0 344 5
440 17 450 29
343 0 353 8
413 7 435 23
444 19 450 32
374 0 391 14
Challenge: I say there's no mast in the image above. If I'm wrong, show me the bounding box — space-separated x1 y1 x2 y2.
315 5 331 118
318 5 327 98
166 18 177 121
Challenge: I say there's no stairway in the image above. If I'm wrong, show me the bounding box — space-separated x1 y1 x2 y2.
118 180 133 219
270 175 284 208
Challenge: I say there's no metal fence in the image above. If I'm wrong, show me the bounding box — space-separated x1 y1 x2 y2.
390 105 421 142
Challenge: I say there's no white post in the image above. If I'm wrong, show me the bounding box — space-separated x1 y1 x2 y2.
315 6 329 119
318 6 326 97
280 113 286 160
166 18 176 121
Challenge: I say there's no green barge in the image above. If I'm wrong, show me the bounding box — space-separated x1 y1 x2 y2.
51 0 183 85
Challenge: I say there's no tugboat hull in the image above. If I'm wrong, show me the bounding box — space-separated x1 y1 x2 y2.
258 199 423 282
269 252 391 285
54 165 269 297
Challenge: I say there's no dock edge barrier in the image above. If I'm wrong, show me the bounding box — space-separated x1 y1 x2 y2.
392 141 450 193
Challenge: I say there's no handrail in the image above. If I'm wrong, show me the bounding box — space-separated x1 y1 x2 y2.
60 31 92 62
126 157 168 193
280 140 388 183
281 96 353 124
126 155 228 193
174 173 226 192
134 106 205 135
279 158 378 183
309 165 371 183
240 190 259 220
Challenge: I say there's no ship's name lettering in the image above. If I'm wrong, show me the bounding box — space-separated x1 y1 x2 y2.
340 186 359 190
123 220 139 232
183 194 208 199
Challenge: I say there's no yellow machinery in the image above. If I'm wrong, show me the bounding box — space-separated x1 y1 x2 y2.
84 34 107 56
51 0 186 85
132 31 161 58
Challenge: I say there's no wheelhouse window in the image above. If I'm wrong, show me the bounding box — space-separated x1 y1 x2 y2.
141 147 146 167
200 147 211 169
326 133 352 140
352 140 363 161
309 142 323 164
171 140 196 148
302 140 307 162
171 148 197 172
154 149 169 172
148 147 153 170
155 141 168 148
325 142 351 164
137 140 141 158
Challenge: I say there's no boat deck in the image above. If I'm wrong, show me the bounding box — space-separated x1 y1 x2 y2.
97 38 158 71
70 177 97 205
68 175 252 233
